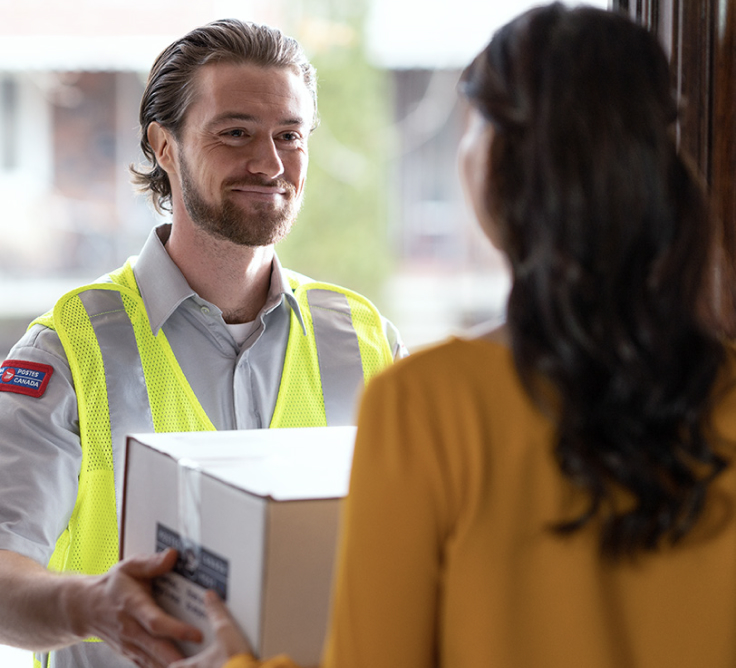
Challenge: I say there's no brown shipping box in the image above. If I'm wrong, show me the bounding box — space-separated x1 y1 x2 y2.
120 427 356 666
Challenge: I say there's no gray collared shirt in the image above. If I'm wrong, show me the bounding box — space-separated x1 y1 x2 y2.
0 224 403 668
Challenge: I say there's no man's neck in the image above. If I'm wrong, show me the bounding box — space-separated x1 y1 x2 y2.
165 220 274 324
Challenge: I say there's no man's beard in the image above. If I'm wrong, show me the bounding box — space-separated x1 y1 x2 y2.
178 153 301 247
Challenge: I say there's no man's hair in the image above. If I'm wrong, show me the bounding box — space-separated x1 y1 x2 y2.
130 18 318 213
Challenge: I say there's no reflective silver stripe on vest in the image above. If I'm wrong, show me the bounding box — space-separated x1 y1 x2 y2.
78 290 155 518
307 289 364 426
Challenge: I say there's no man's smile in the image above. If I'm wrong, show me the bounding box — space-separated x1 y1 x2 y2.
229 184 288 199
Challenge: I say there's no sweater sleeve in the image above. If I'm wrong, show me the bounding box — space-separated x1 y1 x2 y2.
321 361 449 668
230 353 452 668
222 654 301 668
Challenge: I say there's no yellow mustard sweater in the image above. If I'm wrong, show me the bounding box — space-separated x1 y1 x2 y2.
226 337 736 668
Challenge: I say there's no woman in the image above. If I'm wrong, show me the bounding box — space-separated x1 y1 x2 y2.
177 4 736 667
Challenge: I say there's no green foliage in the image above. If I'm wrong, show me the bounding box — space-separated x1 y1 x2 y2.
276 15 394 307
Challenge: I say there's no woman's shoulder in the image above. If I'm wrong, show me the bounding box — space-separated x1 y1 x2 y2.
379 322 515 385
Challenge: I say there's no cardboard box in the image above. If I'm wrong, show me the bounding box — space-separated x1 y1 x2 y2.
120 427 356 666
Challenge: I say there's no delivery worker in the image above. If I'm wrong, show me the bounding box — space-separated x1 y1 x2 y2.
0 19 404 668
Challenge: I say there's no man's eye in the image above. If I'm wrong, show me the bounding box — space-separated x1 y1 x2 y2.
224 129 246 138
280 132 300 141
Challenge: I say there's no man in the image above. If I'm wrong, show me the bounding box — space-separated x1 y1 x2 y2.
0 19 403 668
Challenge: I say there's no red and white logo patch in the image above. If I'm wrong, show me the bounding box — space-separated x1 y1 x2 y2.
0 360 54 398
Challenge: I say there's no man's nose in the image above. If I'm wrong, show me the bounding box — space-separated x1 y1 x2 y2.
245 137 284 179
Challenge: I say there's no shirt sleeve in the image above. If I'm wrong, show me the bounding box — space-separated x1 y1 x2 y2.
0 324 82 566
381 317 409 360
322 361 449 668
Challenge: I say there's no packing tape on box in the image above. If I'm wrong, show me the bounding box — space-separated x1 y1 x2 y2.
177 458 203 568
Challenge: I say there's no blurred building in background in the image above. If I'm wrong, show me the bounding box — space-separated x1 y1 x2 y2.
0 1 296 355
0 0 606 359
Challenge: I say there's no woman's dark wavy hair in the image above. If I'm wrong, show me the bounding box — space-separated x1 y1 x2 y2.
460 3 728 558
129 19 318 214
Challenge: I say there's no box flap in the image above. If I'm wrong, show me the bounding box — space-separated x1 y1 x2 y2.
127 426 356 501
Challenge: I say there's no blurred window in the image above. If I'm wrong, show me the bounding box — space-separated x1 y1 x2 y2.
1 76 18 171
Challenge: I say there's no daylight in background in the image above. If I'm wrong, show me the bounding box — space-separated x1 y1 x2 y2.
0 0 605 659
0 0 607 359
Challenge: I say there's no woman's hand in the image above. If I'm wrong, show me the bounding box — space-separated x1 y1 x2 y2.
170 590 252 668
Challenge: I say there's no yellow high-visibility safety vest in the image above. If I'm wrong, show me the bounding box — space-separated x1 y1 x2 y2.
30 259 392 663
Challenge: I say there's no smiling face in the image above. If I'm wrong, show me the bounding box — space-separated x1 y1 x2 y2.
162 61 314 247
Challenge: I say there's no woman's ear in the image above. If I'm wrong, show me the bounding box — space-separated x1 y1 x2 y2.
147 122 178 176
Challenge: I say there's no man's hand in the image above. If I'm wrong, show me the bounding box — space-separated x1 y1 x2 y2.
171 590 253 668
74 549 204 668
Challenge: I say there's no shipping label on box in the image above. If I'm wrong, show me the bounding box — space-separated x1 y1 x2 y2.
120 427 356 666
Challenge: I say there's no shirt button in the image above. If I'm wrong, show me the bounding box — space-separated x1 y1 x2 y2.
200 306 210 315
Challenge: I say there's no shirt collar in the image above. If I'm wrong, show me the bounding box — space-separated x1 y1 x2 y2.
268 254 307 335
132 223 307 335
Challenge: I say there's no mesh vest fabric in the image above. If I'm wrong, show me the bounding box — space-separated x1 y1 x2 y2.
33 261 216 582
30 261 392 665
271 274 394 428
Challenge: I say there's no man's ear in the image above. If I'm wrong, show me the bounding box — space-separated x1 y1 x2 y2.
148 122 177 175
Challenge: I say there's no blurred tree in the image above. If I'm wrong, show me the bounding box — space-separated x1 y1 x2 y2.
277 7 395 308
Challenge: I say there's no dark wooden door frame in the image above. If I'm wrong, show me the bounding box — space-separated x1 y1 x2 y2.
613 0 736 334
